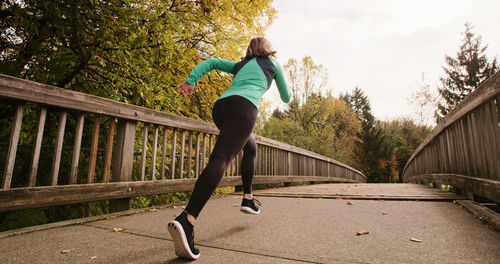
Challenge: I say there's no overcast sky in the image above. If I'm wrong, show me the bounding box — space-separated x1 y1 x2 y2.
262 0 499 125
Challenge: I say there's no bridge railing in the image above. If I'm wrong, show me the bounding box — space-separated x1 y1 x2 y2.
403 71 500 203
0 74 366 213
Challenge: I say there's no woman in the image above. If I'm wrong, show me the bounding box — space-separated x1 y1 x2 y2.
168 37 291 260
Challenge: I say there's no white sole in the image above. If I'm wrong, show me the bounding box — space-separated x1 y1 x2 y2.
167 220 200 260
240 206 260 215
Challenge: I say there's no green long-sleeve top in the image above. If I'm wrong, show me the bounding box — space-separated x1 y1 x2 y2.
184 56 290 109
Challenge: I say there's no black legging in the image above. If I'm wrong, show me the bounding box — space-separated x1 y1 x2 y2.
185 95 258 218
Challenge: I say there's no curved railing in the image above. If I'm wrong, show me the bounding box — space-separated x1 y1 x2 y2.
403 71 500 203
0 74 366 212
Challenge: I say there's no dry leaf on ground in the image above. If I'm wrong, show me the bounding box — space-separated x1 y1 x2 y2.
409 238 422 242
382 212 388 215
113 227 128 232
146 208 159 212
60 249 75 254
356 231 369 236
105 216 116 220
90 256 98 260
346 201 353 205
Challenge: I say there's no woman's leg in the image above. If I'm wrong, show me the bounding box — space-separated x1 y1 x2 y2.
241 136 257 195
184 96 257 219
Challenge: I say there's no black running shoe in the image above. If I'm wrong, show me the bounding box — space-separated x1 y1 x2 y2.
167 212 200 260
240 198 261 215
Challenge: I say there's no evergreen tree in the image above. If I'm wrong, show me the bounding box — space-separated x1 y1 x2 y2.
435 23 498 122
340 87 385 182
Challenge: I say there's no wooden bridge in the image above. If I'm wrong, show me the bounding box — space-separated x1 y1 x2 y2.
0 72 499 263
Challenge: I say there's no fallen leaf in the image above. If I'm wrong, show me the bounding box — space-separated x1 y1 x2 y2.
356 231 369 236
61 249 75 254
346 201 353 205
409 238 422 242
105 216 116 220
382 212 388 215
336 197 343 200
361 195 366 198
321 193 327 197
146 208 159 212
90 256 98 260
113 227 128 232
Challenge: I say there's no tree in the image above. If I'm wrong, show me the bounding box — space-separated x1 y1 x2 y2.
0 0 277 121
283 56 328 106
408 73 438 127
435 23 498 122
341 87 385 182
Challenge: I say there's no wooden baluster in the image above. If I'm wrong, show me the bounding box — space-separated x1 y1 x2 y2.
110 119 137 212
179 131 186 179
160 128 168 180
202 133 207 170
29 107 47 187
69 114 85 184
151 126 159 180
88 116 101 184
140 124 149 181
195 133 200 177
51 111 67 186
187 132 193 178
2 104 24 189
170 128 177 179
103 118 115 183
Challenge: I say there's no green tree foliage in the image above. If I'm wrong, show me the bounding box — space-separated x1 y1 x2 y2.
0 0 276 120
435 23 498 122
340 87 385 182
283 56 328 106
378 119 431 182
256 94 361 166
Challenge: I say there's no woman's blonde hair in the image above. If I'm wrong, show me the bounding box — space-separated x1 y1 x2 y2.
243 37 277 59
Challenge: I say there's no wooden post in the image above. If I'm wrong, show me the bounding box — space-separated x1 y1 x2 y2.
69 114 85 184
29 107 47 187
51 111 67 186
140 125 149 181
151 126 159 180
2 104 24 189
110 119 136 212
87 116 101 184
103 119 115 183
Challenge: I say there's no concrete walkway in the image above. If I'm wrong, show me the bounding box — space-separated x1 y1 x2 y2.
1 184 499 263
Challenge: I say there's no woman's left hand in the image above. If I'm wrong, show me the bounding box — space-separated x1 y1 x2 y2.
177 81 194 97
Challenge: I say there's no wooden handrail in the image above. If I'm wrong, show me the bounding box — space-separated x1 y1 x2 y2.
402 71 500 203
0 74 366 212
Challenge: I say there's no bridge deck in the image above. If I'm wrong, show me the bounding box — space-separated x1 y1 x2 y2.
252 183 463 200
1 183 499 263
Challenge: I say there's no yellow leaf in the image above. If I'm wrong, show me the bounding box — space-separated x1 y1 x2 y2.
382 212 388 215
409 238 422 242
106 216 116 220
113 227 128 232
61 248 75 254
346 201 353 205
356 231 369 236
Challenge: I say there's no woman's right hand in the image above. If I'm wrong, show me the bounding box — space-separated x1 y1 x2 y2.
177 81 194 97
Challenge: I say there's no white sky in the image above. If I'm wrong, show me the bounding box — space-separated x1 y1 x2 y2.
262 0 500 124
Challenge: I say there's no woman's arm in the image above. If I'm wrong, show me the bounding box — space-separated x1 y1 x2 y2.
184 58 236 86
272 59 291 103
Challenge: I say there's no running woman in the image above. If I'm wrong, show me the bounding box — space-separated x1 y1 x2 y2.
168 37 290 260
